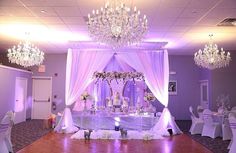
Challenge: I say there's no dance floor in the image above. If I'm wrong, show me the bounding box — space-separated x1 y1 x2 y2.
17 132 212 153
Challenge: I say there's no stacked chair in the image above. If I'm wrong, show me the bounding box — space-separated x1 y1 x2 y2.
189 106 204 135
1 111 15 153
228 113 236 153
201 109 221 138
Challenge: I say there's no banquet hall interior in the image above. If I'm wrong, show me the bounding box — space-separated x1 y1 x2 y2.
0 0 236 153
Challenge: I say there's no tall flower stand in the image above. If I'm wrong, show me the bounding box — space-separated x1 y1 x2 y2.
83 100 87 112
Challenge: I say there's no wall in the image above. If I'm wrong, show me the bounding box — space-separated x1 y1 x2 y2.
211 52 236 111
30 54 67 114
196 52 236 111
0 65 32 120
167 55 201 120
199 69 213 109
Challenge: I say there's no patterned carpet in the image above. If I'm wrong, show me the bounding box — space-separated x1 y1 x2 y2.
176 120 230 153
12 120 51 152
11 120 230 153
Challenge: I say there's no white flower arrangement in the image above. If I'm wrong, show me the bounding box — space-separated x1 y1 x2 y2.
142 132 153 140
93 71 144 83
144 92 156 102
80 91 91 101
216 94 230 110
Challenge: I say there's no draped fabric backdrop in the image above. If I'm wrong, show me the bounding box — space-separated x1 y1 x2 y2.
65 49 114 106
81 55 144 109
55 49 113 133
116 51 169 107
55 49 182 135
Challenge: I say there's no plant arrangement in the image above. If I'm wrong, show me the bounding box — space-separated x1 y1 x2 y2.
93 71 144 83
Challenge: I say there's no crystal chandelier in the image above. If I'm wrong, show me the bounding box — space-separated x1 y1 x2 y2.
7 34 44 67
194 34 231 70
87 0 148 48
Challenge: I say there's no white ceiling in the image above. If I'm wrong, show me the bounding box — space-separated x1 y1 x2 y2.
0 0 236 54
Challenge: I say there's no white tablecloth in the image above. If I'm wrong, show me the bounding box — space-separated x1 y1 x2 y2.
72 112 159 130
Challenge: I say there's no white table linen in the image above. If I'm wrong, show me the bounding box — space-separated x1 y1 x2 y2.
73 112 159 131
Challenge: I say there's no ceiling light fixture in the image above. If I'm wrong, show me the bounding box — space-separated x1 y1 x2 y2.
40 10 46 13
194 34 231 70
7 32 44 67
87 0 148 48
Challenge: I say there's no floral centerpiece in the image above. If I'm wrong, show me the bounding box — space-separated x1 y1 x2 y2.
216 94 230 111
143 92 156 112
144 92 156 102
80 91 91 101
80 91 92 111
93 71 144 84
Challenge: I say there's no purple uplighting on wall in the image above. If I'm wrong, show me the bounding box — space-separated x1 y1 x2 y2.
0 66 32 119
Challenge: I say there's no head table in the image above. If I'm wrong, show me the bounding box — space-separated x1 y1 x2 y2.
72 111 159 131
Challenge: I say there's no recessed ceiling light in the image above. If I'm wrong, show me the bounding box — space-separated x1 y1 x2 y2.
40 10 46 13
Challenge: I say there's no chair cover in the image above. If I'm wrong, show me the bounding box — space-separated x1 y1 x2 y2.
0 127 8 153
197 105 204 119
189 106 204 135
231 106 236 111
201 109 221 138
222 118 232 141
229 113 236 153
0 111 15 153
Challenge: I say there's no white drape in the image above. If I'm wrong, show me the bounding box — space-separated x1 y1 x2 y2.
116 50 169 107
55 49 113 133
65 49 114 106
56 49 182 135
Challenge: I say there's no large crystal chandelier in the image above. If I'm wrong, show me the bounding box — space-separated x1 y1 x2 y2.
194 34 231 70
87 0 148 48
7 34 44 67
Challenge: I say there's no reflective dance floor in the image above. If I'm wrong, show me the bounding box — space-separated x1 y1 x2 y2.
18 132 212 153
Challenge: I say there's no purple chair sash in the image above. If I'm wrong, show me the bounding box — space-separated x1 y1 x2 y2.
230 122 236 129
0 124 9 132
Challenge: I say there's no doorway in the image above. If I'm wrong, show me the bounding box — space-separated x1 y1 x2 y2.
200 80 209 109
14 77 28 124
32 77 52 119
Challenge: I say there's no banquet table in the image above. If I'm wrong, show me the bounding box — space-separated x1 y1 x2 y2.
0 124 9 153
73 112 159 131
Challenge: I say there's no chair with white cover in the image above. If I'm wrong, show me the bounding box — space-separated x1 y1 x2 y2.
1 111 15 153
0 124 9 153
201 109 222 138
222 118 232 141
228 113 236 153
189 106 204 135
231 106 236 113
197 105 204 119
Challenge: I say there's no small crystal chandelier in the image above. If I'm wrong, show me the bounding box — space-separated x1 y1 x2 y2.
87 0 148 48
194 34 231 70
7 33 44 67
